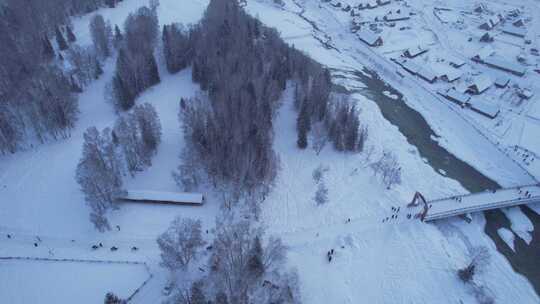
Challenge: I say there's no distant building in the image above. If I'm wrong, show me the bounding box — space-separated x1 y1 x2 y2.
384 10 410 22
416 67 437 83
513 19 525 27
357 30 383 46
479 32 494 42
404 46 428 58
438 89 471 105
448 57 466 68
398 59 421 75
481 56 526 76
479 17 500 30
440 69 462 82
494 77 510 88
362 0 378 9
517 88 534 99
119 190 205 205
501 24 526 38
467 75 493 95
469 99 500 119
474 3 487 14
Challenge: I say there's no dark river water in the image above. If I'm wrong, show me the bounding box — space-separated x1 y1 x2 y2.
349 68 540 296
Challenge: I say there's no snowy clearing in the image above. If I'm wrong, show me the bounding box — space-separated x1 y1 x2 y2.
0 258 148 303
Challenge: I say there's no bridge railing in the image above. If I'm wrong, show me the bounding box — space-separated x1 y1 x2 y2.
426 196 540 221
427 183 540 204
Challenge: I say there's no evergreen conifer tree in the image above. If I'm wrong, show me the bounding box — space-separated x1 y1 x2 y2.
55 26 68 50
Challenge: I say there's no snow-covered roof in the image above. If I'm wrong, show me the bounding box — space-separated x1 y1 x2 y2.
447 56 466 67
405 46 428 57
357 30 382 45
519 120 540 156
400 59 422 74
444 89 470 104
431 63 462 81
475 46 496 60
469 98 500 118
416 67 437 82
501 24 527 37
469 75 493 93
482 56 526 76
120 190 204 204
384 9 411 21
488 16 500 27
495 76 510 87
444 69 462 81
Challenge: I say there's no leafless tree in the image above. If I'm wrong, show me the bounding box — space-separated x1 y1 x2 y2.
90 14 112 58
312 164 329 184
311 122 328 155
76 127 124 231
371 151 402 189
314 181 329 205
157 217 206 270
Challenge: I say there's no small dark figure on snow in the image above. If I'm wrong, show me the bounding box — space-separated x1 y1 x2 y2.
206 245 213 251
92 245 99 250
111 246 118 251
34 243 38 247
99 242 103 247
7 234 11 239
116 225 121 231
131 246 138 251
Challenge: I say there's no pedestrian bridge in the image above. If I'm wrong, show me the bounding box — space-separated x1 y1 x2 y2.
409 184 540 222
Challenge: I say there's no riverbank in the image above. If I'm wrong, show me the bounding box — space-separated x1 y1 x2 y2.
352 67 540 295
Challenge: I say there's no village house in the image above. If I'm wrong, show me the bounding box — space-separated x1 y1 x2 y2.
119 190 205 205
501 24 526 38
494 76 510 88
479 32 494 42
467 75 493 95
468 98 500 119
440 69 462 82
438 88 471 105
404 46 428 58
482 56 526 76
357 30 383 46
384 9 410 22
448 57 466 68
513 19 525 27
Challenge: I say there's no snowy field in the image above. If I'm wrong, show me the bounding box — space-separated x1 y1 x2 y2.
0 259 148 303
1 0 540 303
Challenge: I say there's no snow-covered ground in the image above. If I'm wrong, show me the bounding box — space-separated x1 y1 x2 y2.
1 0 540 303
0 259 149 303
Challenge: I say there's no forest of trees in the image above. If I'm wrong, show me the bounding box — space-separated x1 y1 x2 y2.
77 103 162 231
0 0 125 154
111 5 161 111
163 0 366 201
158 214 301 304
